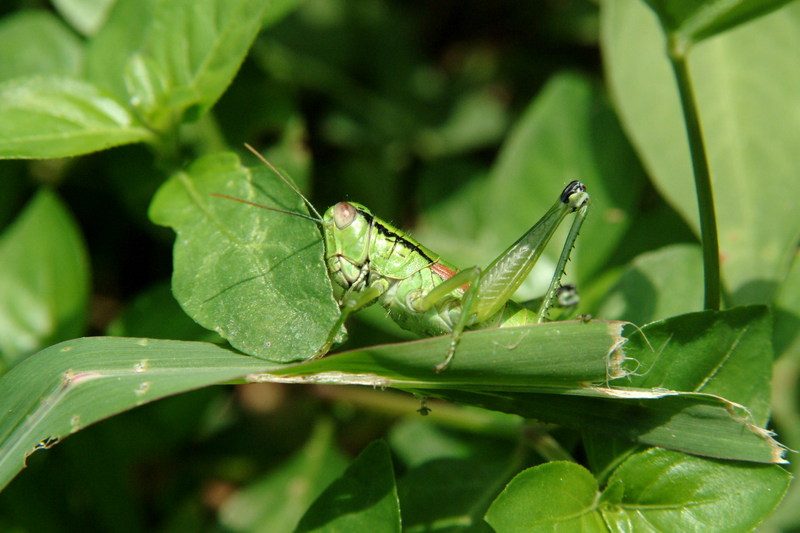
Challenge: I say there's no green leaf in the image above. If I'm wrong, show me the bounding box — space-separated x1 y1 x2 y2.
486 449 790 532
149 152 340 361
0 10 83 81
625 305 773 426
586 306 780 468
268 320 628 389
0 190 89 369
485 462 605 532
0 77 153 159
396 423 518 533
643 0 797 46
295 440 401 533
0 336 279 492
51 0 116 36
128 0 274 128
85 0 156 102
219 419 349 533
601 448 790 531
264 319 785 463
597 243 704 324
602 0 800 304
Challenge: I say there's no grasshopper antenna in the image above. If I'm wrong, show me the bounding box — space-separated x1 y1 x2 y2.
244 143 323 220
209 193 322 224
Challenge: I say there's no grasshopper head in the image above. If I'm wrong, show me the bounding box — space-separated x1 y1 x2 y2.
322 201 373 289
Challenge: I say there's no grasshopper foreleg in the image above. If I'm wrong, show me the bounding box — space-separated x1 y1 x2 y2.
313 278 389 359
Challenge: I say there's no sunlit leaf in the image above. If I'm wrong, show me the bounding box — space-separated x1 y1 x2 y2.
150 152 340 361
0 10 83 80
602 0 800 304
0 77 152 158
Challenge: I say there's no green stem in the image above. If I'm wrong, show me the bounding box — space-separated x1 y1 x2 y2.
314 386 524 438
315 386 577 462
667 36 721 310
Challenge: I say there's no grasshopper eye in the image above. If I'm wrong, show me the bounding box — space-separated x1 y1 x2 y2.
561 181 588 211
333 202 357 229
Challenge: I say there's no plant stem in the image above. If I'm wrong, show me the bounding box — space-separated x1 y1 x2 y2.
667 37 721 310
315 385 524 438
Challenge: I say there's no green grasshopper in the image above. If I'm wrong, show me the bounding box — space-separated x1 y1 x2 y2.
214 146 590 372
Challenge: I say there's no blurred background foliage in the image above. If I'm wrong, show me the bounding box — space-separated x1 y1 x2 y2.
0 0 797 531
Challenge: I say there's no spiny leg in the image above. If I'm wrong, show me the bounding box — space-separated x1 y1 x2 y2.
460 181 586 327
536 182 589 322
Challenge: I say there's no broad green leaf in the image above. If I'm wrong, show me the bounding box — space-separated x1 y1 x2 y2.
415 73 645 302
263 319 785 463
602 0 800 304
128 0 274 128
0 190 89 370
643 0 797 46
486 449 790 532
398 460 499 532
218 419 349 533
51 0 116 36
0 10 83 81
0 336 279 492
295 440 401 533
0 77 153 159
583 306 780 470
597 243 703 324
624 305 773 426
601 448 790 531
485 462 605 532
149 152 340 361
85 0 155 102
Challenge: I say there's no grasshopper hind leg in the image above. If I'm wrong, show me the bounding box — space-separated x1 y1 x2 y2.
411 266 484 372
536 181 589 322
